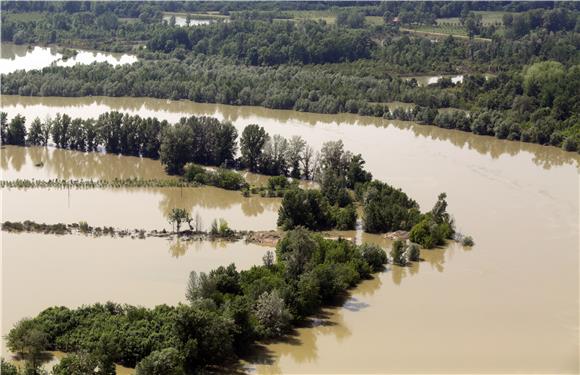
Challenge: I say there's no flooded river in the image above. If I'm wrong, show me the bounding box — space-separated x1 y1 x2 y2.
1 95 578 373
1 233 269 361
0 43 138 74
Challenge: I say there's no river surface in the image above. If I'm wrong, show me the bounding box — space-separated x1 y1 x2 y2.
0 43 138 74
162 13 211 26
0 233 270 363
1 95 578 373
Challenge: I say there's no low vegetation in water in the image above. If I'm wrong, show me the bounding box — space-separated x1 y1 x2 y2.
5 228 388 374
0 177 199 189
1 219 243 242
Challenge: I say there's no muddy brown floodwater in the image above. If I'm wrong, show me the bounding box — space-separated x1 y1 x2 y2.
0 232 270 371
0 43 138 74
1 95 578 373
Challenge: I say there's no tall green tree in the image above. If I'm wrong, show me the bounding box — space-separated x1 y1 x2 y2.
159 124 194 174
240 124 268 172
7 114 27 145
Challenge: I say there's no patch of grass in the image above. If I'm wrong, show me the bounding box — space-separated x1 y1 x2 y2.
4 11 44 22
414 24 467 36
365 16 384 26
163 11 229 20
473 11 511 25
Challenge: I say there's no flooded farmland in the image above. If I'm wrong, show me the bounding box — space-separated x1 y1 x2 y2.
1 95 578 373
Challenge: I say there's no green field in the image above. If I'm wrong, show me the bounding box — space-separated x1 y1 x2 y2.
435 11 509 28
280 9 384 26
163 11 229 20
4 11 45 22
405 11 514 40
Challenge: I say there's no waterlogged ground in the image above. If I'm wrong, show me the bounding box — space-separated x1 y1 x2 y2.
1 95 578 373
1 233 270 367
0 43 137 74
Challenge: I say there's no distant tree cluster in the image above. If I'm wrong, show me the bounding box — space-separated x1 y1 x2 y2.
159 116 238 174
148 20 374 65
358 180 422 233
3 52 577 151
6 229 388 374
503 7 578 38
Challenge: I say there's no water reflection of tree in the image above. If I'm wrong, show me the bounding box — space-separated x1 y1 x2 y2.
390 242 462 286
157 186 279 218
42 147 169 180
8 146 26 171
169 238 188 258
4 96 579 170
386 120 579 169
169 238 229 258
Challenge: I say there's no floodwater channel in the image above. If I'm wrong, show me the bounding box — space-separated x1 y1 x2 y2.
1 94 578 373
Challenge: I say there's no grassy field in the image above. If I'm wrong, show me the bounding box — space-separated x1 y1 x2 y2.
4 11 45 22
414 24 468 36
436 11 507 27
162 11 229 20
404 11 514 41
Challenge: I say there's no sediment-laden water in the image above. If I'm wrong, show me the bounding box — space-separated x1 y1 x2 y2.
1 95 578 373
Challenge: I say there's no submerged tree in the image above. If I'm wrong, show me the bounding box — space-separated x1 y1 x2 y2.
6 114 27 146
390 240 407 266
168 208 190 233
254 290 292 338
240 124 268 172
6 318 48 372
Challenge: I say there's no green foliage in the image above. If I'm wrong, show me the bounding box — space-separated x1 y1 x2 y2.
26 118 48 146
135 348 185 375
147 19 374 64
409 214 454 249
462 235 475 247
408 192 455 248
390 240 408 266
52 352 102 375
359 243 388 272
524 61 565 107
240 124 268 172
277 189 334 231
183 163 247 190
254 290 292 338
209 219 233 237
267 175 290 191
10 229 388 372
172 305 236 368
6 318 48 372
168 208 190 233
6 114 27 146
0 359 19 375
407 243 421 261
361 180 421 233
332 204 357 230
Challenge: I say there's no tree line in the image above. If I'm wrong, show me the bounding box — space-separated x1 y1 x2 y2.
5 228 389 375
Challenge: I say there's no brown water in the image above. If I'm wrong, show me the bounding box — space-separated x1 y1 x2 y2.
1 95 578 373
0 145 292 231
1 232 269 369
0 43 138 74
